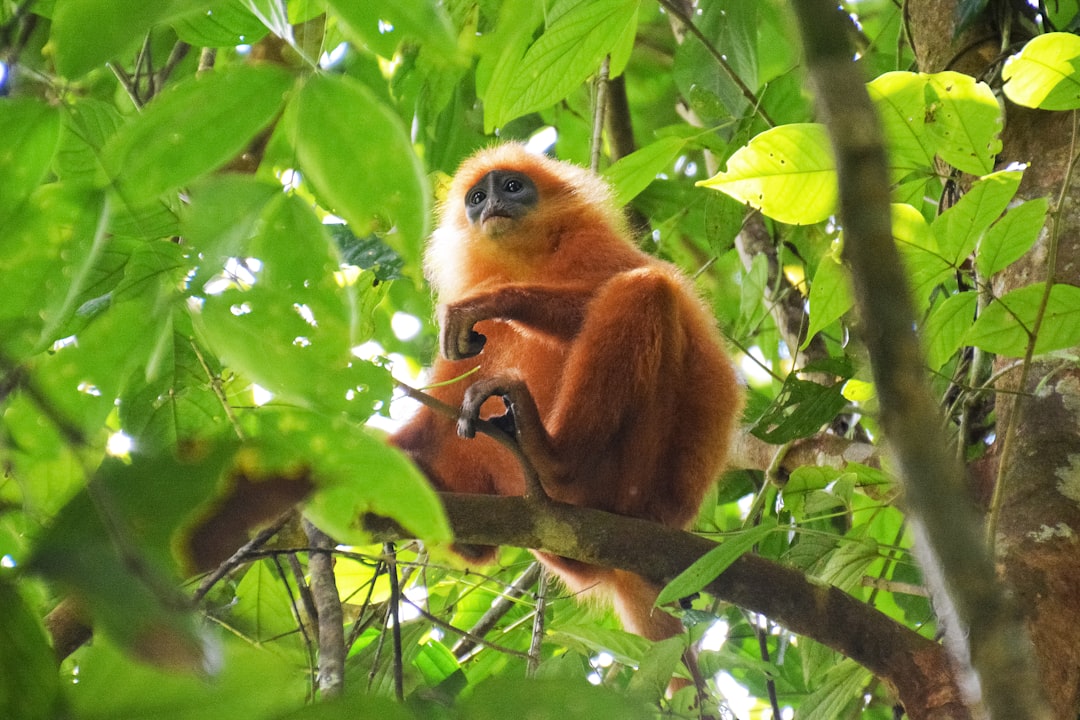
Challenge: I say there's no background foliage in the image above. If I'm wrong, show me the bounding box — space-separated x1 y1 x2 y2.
3 0 1080 718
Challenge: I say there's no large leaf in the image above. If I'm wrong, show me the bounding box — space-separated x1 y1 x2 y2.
966 282 1080 357
892 203 953 309
804 254 852 349
101 65 293 200
288 73 429 270
923 291 978 371
932 169 1022 266
51 0 214 77
752 377 849 443
174 0 269 47
325 0 458 62
923 71 1001 176
66 636 306 720
697 123 836 225
0 98 61 225
1003 32 1080 110
867 72 934 176
602 136 686 206
976 197 1048 277
0 580 60 720
483 0 640 130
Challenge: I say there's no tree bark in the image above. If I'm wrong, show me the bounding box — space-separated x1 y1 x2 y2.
908 2 1080 716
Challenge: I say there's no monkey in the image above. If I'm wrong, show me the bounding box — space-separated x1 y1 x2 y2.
391 143 742 646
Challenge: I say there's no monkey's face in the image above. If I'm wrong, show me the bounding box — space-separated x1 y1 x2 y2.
464 170 539 237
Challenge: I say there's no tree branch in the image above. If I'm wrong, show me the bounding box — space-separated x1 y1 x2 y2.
364 493 968 719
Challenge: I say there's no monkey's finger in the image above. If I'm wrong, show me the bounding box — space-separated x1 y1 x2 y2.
456 416 477 439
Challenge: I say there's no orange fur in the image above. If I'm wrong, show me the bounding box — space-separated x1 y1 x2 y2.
392 144 742 642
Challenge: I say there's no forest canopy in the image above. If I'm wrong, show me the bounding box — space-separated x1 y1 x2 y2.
4 1 1080 719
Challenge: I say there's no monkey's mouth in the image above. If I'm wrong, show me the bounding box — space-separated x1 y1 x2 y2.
480 210 515 235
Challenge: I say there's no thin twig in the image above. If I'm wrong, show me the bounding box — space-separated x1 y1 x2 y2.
591 55 610 173
384 542 405 702
453 563 542 658
401 597 531 660
526 567 549 677
191 510 294 602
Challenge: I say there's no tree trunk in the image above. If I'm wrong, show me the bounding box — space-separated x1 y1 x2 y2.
908 3 1080 716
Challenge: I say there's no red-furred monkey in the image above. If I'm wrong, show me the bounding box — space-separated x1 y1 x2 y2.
392 144 742 645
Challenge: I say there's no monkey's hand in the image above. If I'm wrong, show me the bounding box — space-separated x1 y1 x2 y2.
457 376 556 502
439 304 487 360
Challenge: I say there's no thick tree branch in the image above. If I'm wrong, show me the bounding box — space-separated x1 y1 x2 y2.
364 493 967 719
791 2 1051 718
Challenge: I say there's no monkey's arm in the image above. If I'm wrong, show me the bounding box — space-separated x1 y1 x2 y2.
440 283 595 360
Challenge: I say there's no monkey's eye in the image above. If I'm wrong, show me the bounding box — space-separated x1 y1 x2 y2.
468 190 486 205
504 178 523 193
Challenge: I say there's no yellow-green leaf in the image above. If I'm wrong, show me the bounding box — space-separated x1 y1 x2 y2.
1003 32 1080 110
924 71 1001 176
697 123 836 225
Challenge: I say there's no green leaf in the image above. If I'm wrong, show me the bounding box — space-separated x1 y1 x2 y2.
923 291 978 371
289 73 429 270
804 254 852 349
752 378 849 443
195 194 393 419
102 64 293 200
174 0 269 47
230 560 307 658
326 0 458 62
782 466 838 518
923 71 1001 176
656 521 776 605
455 678 655 720
697 123 836 225
54 98 123 183
736 252 770 338
798 658 873 720
29 451 235 664
602 136 686 207
66 636 306 720
932 169 1022 265
819 536 879 592
0 184 105 359
627 637 685 699
976 197 1049 277
867 71 934 176
302 420 453 546
1003 32 1080 110
966 282 1080 357
484 0 640 130
0 580 60 720
892 203 952 309
0 98 61 225
51 0 214 78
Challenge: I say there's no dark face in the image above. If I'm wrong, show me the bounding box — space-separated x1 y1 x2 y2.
464 170 539 235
